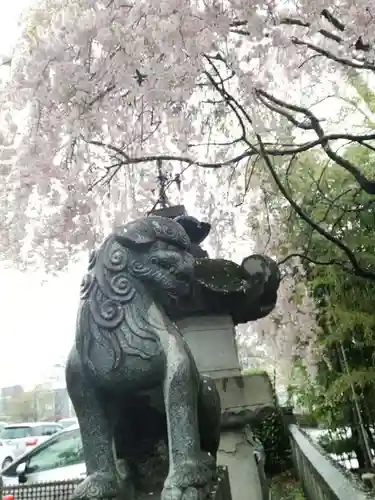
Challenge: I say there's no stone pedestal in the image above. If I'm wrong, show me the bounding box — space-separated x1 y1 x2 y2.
214 375 274 500
216 372 275 418
217 427 264 500
177 315 241 379
178 315 272 500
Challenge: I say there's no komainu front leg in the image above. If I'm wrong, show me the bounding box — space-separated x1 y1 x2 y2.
162 338 216 500
66 350 126 500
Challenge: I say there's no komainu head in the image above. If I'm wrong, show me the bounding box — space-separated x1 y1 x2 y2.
107 216 195 302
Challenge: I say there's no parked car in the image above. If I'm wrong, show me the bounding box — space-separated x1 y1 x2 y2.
1 425 85 486
0 422 9 435
0 441 15 470
0 422 63 459
56 417 78 429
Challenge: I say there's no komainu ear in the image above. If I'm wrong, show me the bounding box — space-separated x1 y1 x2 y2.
114 220 156 248
174 215 211 245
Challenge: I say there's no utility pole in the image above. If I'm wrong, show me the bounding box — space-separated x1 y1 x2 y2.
339 342 373 469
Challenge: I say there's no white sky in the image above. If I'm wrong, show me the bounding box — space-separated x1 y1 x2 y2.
0 0 83 390
0 263 85 389
0 0 30 58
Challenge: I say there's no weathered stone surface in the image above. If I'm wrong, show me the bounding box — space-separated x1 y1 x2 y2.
169 255 280 326
217 373 275 417
149 205 186 219
177 315 241 379
133 467 232 500
213 374 274 500
178 310 275 500
290 425 371 500
217 429 264 500
66 209 280 500
66 216 222 500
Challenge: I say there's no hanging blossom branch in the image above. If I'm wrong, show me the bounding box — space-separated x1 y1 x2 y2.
290 38 375 71
78 50 375 279
85 129 375 175
231 8 374 67
231 8 367 48
256 135 375 281
80 46 375 195
254 89 375 195
205 53 375 197
203 60 375 280
84 103 375 194
277 253 344 267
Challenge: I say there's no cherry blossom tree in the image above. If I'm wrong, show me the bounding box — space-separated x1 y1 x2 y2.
8 0 375 372
190 165 319 377
0 0 374 272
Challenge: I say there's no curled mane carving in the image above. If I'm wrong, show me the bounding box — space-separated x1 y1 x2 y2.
76 216 193 374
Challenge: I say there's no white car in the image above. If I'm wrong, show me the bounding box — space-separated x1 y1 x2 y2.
1 422 63 459
0 421 9 432
0 440 14 470
1 425 86 486
57 417 78 429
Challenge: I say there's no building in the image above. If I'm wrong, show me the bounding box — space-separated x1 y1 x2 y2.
53 388 73 419
0 385 24 417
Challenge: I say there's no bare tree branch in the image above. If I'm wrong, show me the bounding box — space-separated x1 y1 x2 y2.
255 89 375 194
277 253 346 268
291 37 375 71
255 133 375 281
85 138 252 168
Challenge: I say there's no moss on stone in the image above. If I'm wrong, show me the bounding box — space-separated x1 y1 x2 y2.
194 258 249 293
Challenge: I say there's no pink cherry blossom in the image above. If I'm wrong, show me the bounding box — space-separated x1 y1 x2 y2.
3 0 369 370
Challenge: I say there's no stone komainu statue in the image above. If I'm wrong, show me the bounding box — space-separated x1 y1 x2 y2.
66 216 222 500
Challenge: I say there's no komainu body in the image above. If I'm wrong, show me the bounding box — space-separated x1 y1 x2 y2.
66 216 221 500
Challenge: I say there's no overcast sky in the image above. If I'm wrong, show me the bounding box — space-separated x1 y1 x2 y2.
0 0 83 390
0 0 29 58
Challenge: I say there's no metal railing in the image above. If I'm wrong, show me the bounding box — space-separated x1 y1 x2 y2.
289 424 370 500
1 478 81 500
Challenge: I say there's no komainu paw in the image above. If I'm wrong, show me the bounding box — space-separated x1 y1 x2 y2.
161 453 216 500
71 472 119 500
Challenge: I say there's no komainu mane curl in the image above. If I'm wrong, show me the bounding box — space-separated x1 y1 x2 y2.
76 216 194 373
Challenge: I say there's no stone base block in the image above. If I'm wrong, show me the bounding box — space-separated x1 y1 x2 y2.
215 372 275 423
177 315 241 379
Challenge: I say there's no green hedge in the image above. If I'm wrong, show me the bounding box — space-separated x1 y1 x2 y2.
295 412 320 428
252 407 293 476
